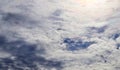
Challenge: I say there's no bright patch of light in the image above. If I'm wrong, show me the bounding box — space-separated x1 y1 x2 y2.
60 0 120 27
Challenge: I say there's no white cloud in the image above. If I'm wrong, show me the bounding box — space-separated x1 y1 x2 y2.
0 0 120 70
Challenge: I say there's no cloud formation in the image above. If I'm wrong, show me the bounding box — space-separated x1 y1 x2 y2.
0 0 120 70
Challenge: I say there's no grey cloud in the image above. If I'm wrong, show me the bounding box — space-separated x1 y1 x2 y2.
0 35 63 70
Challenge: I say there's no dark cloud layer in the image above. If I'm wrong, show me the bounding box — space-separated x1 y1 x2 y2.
0 35 63 70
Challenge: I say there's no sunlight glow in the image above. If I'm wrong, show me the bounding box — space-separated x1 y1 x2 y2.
61 0 119 22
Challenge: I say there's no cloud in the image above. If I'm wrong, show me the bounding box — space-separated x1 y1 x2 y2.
0 0 120 70
0 35 63 70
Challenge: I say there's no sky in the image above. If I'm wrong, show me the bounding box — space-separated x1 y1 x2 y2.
0 0 120 70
